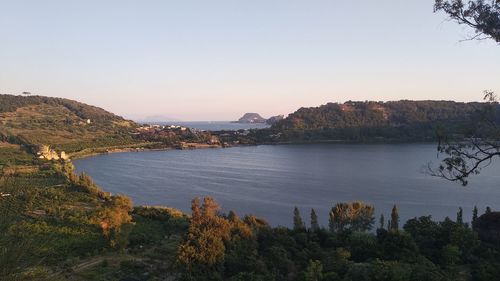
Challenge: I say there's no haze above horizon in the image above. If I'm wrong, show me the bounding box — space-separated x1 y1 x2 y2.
1 0 499 121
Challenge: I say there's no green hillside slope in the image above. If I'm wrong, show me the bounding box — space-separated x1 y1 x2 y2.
0 94 139 154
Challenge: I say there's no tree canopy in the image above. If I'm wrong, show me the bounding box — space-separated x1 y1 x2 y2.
435 0 500 42
431 2 500 185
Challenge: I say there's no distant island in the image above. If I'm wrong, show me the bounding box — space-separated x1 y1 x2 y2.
233 113 266 123
233 113 284 125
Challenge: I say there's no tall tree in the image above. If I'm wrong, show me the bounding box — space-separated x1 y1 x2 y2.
379 214 385 230
293 207 305 231
457 207 464 225
390 205 400 232
310 208 320 231
435 0 500 42
472 206 479 222
329 203 349 232
486 206 492 214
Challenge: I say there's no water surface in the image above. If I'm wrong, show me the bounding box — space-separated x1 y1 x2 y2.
74 144 500 227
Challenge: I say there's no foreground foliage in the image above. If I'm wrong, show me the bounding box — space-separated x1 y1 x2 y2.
175 198 500 281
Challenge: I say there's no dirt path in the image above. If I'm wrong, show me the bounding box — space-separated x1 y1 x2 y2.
49 253 135 278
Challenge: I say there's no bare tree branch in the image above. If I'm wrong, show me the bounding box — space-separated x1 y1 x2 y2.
429 92 500 185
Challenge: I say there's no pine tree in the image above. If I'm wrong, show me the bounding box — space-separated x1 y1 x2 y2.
390 205 399 232
293 207 305 231
456 207 463 225
486 206 492 214
328 208 335 232
379 214 385 230
472 206 478 222
310 208 320 231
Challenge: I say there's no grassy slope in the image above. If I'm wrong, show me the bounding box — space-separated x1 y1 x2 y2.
0 95 189 280
0 163 188 280
0 94 140 154
0 143 33 166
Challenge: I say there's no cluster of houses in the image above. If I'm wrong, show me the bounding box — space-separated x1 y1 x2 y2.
135 124 190 133
132 123 265 147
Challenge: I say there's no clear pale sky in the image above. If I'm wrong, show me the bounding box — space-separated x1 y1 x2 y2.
1 0 499 121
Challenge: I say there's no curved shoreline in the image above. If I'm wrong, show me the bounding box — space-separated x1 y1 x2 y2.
68 142 226 160
68 139 441 161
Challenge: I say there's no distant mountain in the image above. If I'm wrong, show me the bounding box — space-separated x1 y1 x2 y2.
234 113 267 123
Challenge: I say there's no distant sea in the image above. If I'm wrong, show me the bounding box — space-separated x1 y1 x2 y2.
146 121 270 131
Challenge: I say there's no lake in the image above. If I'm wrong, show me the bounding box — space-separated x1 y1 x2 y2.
73 144 500 227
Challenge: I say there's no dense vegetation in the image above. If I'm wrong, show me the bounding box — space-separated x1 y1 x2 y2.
171 197 500 281
266 101 500 143
3 94 500 280
0 161 189 280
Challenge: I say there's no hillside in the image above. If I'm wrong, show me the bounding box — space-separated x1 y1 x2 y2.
269 100 499 142
0 94 140 154
0 95 190 280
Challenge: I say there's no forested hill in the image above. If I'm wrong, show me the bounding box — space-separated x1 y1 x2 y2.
269 100 499 142
0 94 126 123
0 94 138 153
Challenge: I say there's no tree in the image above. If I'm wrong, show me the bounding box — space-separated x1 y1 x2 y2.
302 260 323 281
389 205 400 232
351 202 375 231
472 206 479 222
486 206 492 214
293 207 305 231
434 0 500 42
310 208 320 231
431 0 500 185
456 207 464 225
430 92 500 185
329 203 350 232
440 244 461 267
379 214 385 230
93 195 133 248
329 202 375 232
177 197 231 269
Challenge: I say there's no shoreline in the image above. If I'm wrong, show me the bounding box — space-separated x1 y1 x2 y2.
69 139 441 161
69 142 227 160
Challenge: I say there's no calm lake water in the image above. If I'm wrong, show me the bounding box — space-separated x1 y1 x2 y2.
73 144 500 227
